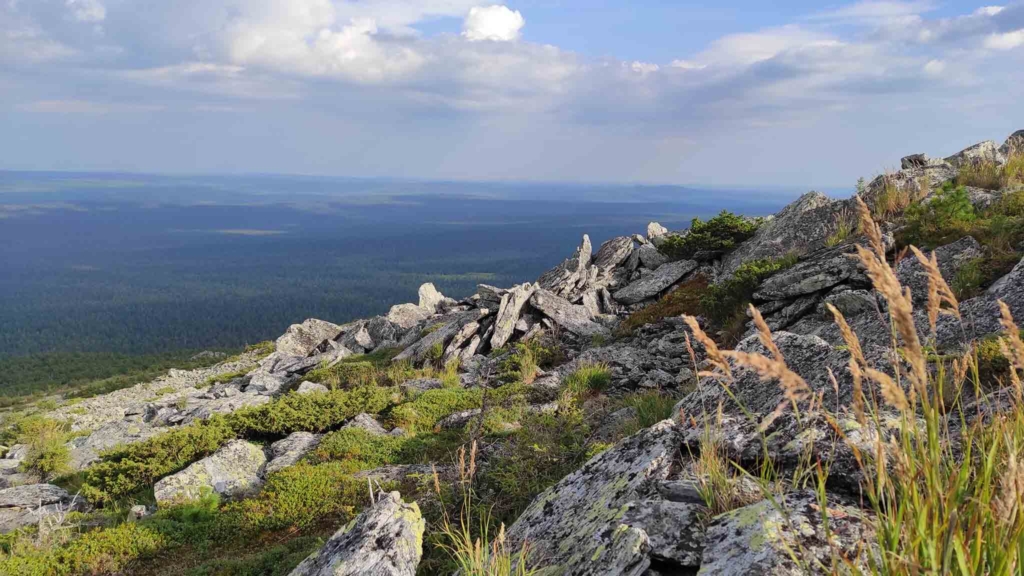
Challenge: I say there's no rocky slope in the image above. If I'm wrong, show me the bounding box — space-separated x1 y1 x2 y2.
1 129 1023 574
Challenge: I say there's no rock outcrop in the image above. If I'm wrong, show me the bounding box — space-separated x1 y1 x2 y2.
0 484 83 534
154 440 266 506
289 491 424 576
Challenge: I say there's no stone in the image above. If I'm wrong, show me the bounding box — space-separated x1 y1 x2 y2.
581 290 602 316
945 139 1003 168
365 316 399 348
721 192 845 278
636 243 669 270
593 236 634 270
288 491 424 576
417 283 445 313
339 324 374 353
394 310 486 364
297 381 329 395
620 499 706 567
895 236 983 304
1001 129 1024 157
352 465 440 484
154 440 266 506
0 484 81 534
819 289 877 319
401 378 443 394
342 413 389 436
613 259 699 305
129 504 149 520
474 284 507 309
647 222 669 239
753 242 869 301
529 289 610 337
699 491 874 575
506 420 680 575
537 234 593 298
266 432 322 475
0 484 69 508
443 320 481 362
490 283 537 349
276 319 343 357
387 303 432 330
935 254 1024 348
246 370 291 395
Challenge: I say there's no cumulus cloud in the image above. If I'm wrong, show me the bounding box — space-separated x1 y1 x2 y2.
462 5 524 42
65 0 106 23
985 29 1024 49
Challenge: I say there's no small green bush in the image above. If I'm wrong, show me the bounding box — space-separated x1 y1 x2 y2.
902 183 977 248
0 522 164 576
497 343 538 384
305 361 378 388
387 388 484 432
699 256 798 341
229 385 398 437
2 415 74 478
202 368 249 388
658 210 762 260
310 428 406 469
617 276 709 335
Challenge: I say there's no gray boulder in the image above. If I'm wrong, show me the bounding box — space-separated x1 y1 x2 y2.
394 310 487 363
266 432 322 475
365 316 399 349
529 289 610 338
417 283 446 313
537 234 593 298
342 413 389 436
754 242 869 301
613 259 698 304
945 139 1003 168
0 484 82 534
288 491 424 576
592 236 634 270
506 420 680 575
647 222 669 240
387 303 432 330
490 283 537 349
620 499 705 567
297 381 329 395
1001 129 1024 157
636 243 669 270
339 324 374 353
276 319 342 357
895 236 983 304
721 192 843 278
154 440 266 506
699 491 874 575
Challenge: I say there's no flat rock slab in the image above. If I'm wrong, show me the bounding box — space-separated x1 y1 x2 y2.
506 420 680 575
289 491 424 576
613 260 698 304
620 499 706 567
266 432 323 475
699 491 874 575
529 289 610 337
154 440 267 506
0 484 79 534
277 319 343 357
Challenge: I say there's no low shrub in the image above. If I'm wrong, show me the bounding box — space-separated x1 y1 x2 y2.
901 183 977 248
657 210 762 260
497 343 538 385
0 522 164 576
202 368 249 388
616 276 708 335
228 385 398 437
387 388 484 433
2 415 75 478
562 363 611 401
310 428 406 469
699 256 798 340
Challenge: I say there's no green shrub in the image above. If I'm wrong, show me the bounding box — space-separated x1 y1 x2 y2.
310 428 406 469
902 183 977 248
305 361 378 388
497 343 538 384
562 363 611 401
0 522 164 576
229 386 398 437
183 536 321 576
658 210 762 260
617 276 708 335
951 258 985 300
699 256 797 339
2 415 74 478
387 388 484 432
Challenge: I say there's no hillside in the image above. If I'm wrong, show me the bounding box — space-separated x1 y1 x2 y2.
1 129 1023 575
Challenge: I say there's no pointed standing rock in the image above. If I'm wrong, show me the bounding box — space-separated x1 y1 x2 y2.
490 283 537 349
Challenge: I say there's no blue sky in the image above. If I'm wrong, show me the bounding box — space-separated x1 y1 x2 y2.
1 1 1023 188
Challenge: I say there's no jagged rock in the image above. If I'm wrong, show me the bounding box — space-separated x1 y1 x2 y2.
297 381 329 395
1001 129 1024 157
620 499 705 567
647 222 669 240
490 283 537 349
820 289 877 318
339 324 374 353
387 303 433 330
593 236 634 271
394 310 487 363
506 420 680 575
945 139 1003 168
266 432 322 475
474 284 507 309
417 283 445 313
613 259 698 305
400 378 443 394
537 234 592 298
636 243 669 270
366 316 399 348
154 440 266 506
576 319 699 393
529 289 609 337
699 491 874 575
0 484 83 534
444 320 481 362
721 192 844 278
936 254 1024 347
754 242 869 301
342 413 389 436
581 290 602 316
276 319 342 357
289 491 423 576
895 236 983 304
759 294 820 332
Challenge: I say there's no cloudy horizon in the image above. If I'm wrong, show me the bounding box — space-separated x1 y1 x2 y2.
2 0 1023 188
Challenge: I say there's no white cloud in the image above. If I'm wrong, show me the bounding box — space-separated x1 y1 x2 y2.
984 29 1024 50
923 58 945 74
462 5 524 42
65 0 106 23
629 61 659 74
974 6 1005 17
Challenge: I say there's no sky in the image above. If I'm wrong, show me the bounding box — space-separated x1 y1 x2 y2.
1 0 1023 188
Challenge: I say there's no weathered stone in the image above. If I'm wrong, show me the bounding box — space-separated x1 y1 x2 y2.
593 236 635 271
636 243 669 270
0 484 69 508
529 289 610 337
276 319 342 357
417 283 445 313
342 413 389 436
1001 129 1024 157
935 254 1024 348
613 259 698 304
506 420 680 575
266 432 322 475
365 316 399 348
490 283 537 349
474 284 507 309
339 324 374 353
647 222 669 240
754 242 869 301
387 303 432 330
394 310 486 363
0 484 82 534
819 289 877 319
699 491 874 575
537 235 592 298
722 192 845 278
444 320 481 362
297 381 329 395
154 440 266 506
620 499 706 567
289 491 423 576
246 370 291 395
945 139 1003 168
896 236 983 304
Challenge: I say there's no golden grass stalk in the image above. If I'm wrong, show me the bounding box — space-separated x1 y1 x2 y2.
683 315 731 378
749 304 784 363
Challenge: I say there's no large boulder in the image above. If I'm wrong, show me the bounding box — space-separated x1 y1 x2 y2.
417 283 446 313
528 289 610 338
0 484 82 534
276 319 342 357
288 491 424 576
505 420 680 575
699 491 875 575
394 310 486 363
895 236 983 304
592 236 634 270
489 283 537 349
1000 129 1024 157
537 234 593 298
721 192 844 278
387 303 432 330
945 140 1003 169
613 259 699 304
154 440 266 506
753 242 870 301
937 254 1024 347
265 432 322 475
